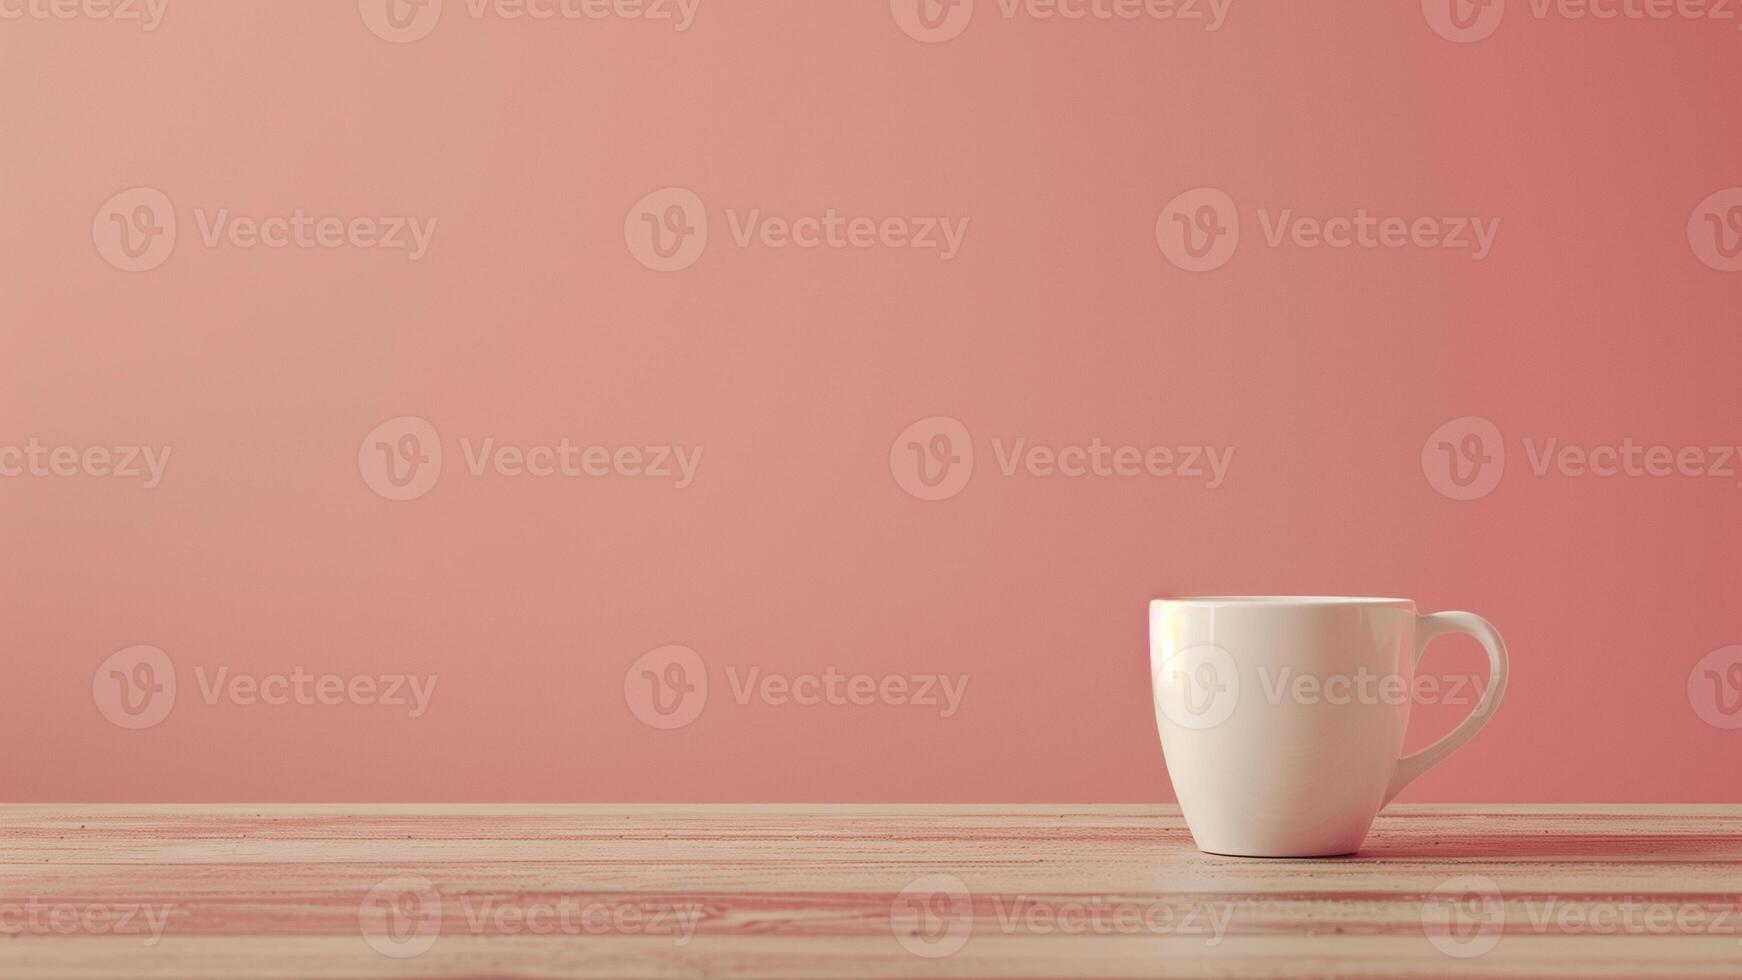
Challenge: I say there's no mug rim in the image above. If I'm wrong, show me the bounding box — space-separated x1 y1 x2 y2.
1152 595 1414 606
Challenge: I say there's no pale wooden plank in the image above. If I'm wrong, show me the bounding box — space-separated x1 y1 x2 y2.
0 805 1736 978
3 936 1741 980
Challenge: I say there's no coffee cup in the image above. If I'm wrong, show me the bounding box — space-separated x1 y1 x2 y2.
1150 596 1508 857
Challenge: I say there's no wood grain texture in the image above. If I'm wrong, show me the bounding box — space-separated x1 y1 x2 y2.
0 805 1737 978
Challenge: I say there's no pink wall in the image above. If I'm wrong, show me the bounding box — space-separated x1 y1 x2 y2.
3 1 1740 803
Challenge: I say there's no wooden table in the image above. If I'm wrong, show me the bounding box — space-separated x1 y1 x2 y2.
1 805 1737 978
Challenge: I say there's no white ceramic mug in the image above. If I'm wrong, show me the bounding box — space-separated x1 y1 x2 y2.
1149 596 1508 857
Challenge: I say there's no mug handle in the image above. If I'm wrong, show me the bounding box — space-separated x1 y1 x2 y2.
1384 611 1509 804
